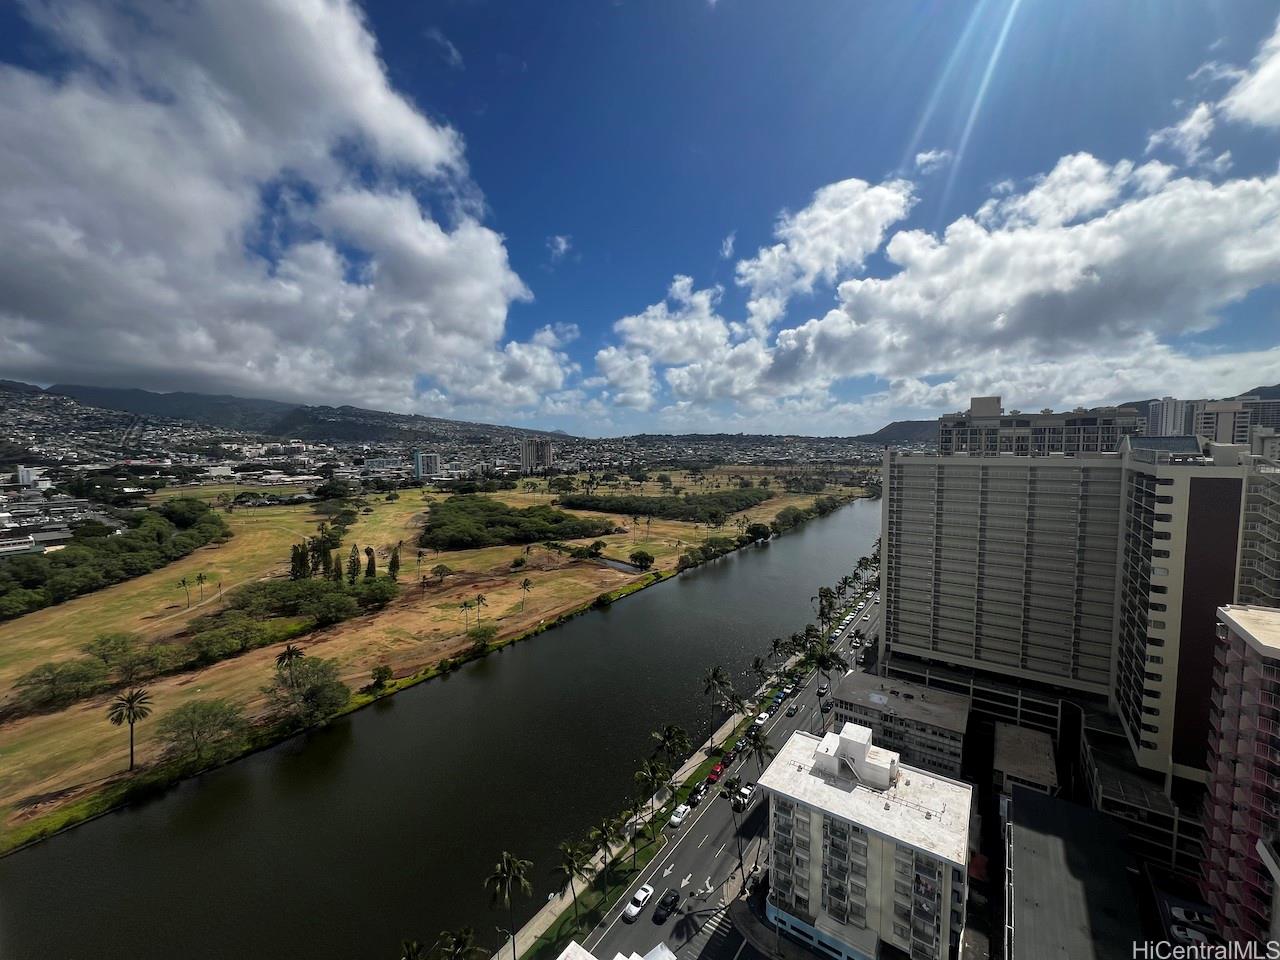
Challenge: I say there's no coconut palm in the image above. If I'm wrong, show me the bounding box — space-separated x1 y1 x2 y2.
177 577 191 608
106 687 152 771
768 637 787 665
438 928 482 960
719 775 748 879
751 655 771 690
520 578 533 611
651 723 691 764
634 758 670 835
744 722 777 774
460 600 473 628
195 572 207 602
399 940 430 960
275 643 304 688
484 851 532 960
590 817 623 896
701 665 731 750
810 642 850 733
553 841 592 929
474 594 488 623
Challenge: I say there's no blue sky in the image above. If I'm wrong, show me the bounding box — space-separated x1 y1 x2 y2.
1 1 1279 436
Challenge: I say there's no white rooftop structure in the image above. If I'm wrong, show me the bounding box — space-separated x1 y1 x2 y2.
758 723 971 865
1220 604 1280 655
555 941 676 960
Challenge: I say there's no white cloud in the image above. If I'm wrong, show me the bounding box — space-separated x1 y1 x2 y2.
613 275 730 365
594 346 656 411
1146 102 1219 167
547 234 573 261
1220 16 1280 127
720 231 735 259
1189 60 1246 85
734 177 914 335
425 27 464 70
913 149 953 175
0 0 570 417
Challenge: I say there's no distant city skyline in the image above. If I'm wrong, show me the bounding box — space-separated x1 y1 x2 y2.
1 1 1279 436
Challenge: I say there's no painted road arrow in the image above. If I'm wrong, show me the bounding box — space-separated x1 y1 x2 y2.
680 873 692 888
662 864 674 878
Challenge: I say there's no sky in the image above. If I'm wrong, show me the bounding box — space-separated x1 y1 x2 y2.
1 1 1280 437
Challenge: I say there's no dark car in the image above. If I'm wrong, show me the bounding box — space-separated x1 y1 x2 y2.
653 888 681 923
721 749 737 765
820 699 834 714
734 738 748 752
688 782 709 807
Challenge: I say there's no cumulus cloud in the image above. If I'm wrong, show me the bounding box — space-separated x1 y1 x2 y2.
426 27 464 70
913 149 953 174
734 177 914 335
1220 16 1280 127
0 0 571 417
1145 102 1230 170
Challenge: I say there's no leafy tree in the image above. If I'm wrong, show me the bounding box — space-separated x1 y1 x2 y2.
265 656 350 725
431 563 452 585
418 495 613 551
745 522 772 542
346 545 360 586
371 664 393 689
15 658 109 710
155 698 246 764
106 687 153 771
387 547 401 581
484 852 533 960
628 550 654 571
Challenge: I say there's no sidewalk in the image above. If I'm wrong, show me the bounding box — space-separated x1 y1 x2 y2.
491 710 751 960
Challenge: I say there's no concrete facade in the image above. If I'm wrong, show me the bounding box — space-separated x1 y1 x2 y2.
830 673 969 777
759 724 971 960
936 396 1144 457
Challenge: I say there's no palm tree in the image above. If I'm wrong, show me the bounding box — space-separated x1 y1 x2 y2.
474 594 487 623
520 578 533 611
590 818 623 896
438 927 482 960
810 642 850 733
623 797 646 866
460 600 473 628
415 550 424 575
399 941 430 960
195 572 207 602
484 851 532 960
701 665 731 751
651 723 691 764
177 577 191 608
634 758 669 835
553 841 592 929
719 775 748 879
751 655 771 690
275 643 304 688
744 723 777 774
106 687 152 771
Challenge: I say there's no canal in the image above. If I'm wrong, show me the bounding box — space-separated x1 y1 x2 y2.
0 499 880 960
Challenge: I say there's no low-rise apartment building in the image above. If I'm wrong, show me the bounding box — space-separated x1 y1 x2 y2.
830 673 969 777
759 723 972 960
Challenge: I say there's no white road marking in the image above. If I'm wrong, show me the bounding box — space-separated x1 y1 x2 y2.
680 873 692 888
697 835 708 849
714 842 727 858
662 864 674 877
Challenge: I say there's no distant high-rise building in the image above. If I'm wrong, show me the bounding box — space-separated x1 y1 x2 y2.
519 437 555 474
936 395 1144 456
758 723 972 960
1195 400 1252 444
1148 397 1190 436
412 450 441 480
1202 605 1280 943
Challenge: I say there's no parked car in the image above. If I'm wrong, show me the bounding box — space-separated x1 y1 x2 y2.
653 888 681 923
817 682 829 697
786 703 799 717
753 711 770 727
1170 907 1213 928
734 738 749 752
783 684 795 697
821 700 834 714
733 784 757 809
706 763 725 784
623 885 654 922
721 749 737 765
668 803 691 828
688 782 709 807
1170 925 1209 946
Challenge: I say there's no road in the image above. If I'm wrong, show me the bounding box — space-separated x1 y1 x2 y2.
582 593 880 960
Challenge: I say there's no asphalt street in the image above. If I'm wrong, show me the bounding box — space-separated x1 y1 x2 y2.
581 594 880 960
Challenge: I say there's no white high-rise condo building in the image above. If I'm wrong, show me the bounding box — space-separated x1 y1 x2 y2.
1147 397 1190 437
758 723 972 960
520 437 555 474
936 396 1144 456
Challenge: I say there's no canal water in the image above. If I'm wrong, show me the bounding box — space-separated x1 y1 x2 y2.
0 499 880 960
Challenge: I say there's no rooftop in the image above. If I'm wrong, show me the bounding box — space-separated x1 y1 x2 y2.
832 672 969 733
1220 604 1280 655
994 723 1058 790
1007 787 1141 960
758 723 972 865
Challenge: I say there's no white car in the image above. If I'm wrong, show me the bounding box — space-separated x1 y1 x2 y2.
623 884 654 922
668 803 691 827
783 684 796 697
735 784 757 808
1170 925 1209 945
753 711 770 727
